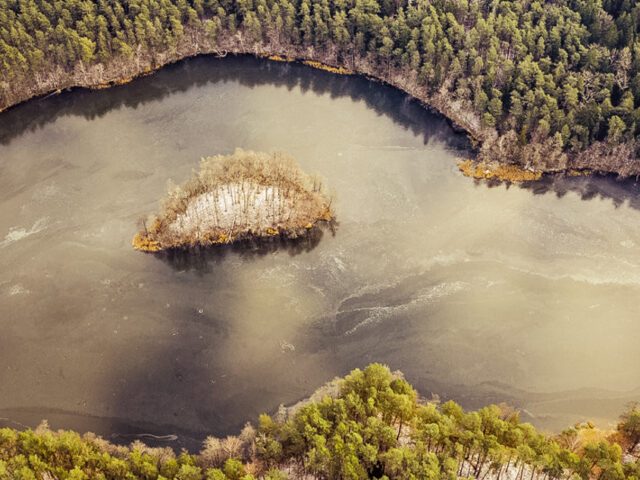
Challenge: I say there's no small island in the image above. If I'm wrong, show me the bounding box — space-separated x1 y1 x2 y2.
133 149 332 252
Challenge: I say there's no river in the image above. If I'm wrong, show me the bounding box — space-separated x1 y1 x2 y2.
1 55 639 449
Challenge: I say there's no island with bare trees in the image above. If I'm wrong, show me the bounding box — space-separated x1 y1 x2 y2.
132 149 332 252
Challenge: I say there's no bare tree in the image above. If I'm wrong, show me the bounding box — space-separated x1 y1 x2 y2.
133 149 331 251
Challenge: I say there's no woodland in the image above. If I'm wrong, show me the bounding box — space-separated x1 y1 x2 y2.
3 0 640 478
2 365 640 480
1 0 640 174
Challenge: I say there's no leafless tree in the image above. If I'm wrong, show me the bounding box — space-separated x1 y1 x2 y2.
134 149 331 250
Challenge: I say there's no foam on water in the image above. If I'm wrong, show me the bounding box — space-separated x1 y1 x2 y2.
344 281 468 335
8 284 29 296
0 217 48 248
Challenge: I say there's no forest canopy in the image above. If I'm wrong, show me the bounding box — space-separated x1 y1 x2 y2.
1 364 640 479
1 0 640 174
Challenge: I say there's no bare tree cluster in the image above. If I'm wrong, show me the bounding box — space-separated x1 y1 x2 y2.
134 149 331 251
199 423 257 470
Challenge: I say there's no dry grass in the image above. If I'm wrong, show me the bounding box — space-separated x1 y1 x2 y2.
577 427 617 447
264 55 295 62
113 77 134 85
89 66 156 90
132 232 162 251
301 60 354 75
133 149 332 252
566 169 593 177
458 158 543 182
259 55 353 73
458 159 597 182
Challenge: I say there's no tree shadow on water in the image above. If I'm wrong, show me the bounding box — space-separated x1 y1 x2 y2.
0 54 470 151
518 172 640 210
154 221 336 274
470 171 640 211
103 220 341 452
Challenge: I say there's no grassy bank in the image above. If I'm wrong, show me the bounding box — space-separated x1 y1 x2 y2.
457 159 543 182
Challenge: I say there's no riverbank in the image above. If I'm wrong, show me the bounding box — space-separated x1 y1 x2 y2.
1 365 638 480
132 212 332 253
458 159 543 182
2 27 638 178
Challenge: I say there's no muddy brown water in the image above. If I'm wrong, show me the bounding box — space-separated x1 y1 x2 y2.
1 55 639 450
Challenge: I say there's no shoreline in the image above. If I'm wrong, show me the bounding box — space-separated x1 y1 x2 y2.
0 380 629 454
1 30 635 179
132 215 333 253
1 364 637 480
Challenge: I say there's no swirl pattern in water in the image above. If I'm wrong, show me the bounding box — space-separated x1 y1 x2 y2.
1 55 639 450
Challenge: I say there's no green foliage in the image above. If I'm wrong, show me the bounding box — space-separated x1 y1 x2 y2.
251 364 640 479
222 459 245 480
607 115 626 143
176 464 204 480
0 367 639 479
619 404 640 453
0 0 639 168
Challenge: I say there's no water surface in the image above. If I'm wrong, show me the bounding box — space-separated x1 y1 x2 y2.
1 55 639 449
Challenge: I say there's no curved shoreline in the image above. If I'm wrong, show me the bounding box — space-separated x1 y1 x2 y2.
1 49 472 137
133 215 333 253
0 31 634 179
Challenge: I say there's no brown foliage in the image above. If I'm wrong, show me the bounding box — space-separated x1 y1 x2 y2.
199 437 226 468
571 140 640 177
133 149 332 251
477 129 568 173
199 430 255 468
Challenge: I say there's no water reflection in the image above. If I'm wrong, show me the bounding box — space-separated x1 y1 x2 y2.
0 55 469 152
157 223 334 274
518 173 640 209
463 165 640 211
5 55 639 214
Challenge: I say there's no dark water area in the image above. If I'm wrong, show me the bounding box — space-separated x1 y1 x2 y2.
1 55 640 452
0 55 467 150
